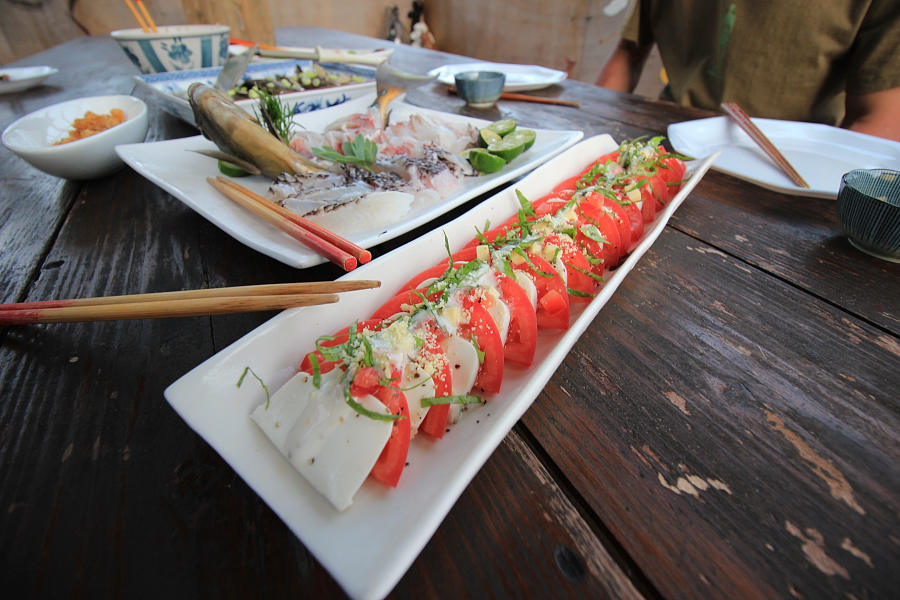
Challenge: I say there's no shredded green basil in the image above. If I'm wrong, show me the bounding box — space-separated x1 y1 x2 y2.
420 395 483 407
237 366 271 409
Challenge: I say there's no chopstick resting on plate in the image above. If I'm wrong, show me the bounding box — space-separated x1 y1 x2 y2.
720 102 809 188
447 85 580 108
0 281 380 325
207 177 371 271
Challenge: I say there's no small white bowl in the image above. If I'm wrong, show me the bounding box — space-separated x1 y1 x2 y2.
2 95 149 180
111 24 230 74
0 66 59 95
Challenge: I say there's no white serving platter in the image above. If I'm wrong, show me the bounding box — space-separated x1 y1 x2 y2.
116 93 583 268
0 66 58 95
428 61 567 92
163 135 717 600
668 116 900 198
133 59 376 125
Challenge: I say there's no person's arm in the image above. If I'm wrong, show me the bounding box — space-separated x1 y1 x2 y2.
842 87 900 141
596 38 653 93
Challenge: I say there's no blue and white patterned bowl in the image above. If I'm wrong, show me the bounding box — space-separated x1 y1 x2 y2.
111 25 230 74
837 168 900 262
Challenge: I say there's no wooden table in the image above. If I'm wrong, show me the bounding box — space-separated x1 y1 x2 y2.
1 28 897 599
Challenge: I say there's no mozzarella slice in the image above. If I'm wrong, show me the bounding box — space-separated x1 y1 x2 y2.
400 362 437 435
250 368 392 511
442 334 480 424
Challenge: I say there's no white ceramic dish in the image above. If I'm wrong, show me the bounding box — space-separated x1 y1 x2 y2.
133 59 376 125
164 135 717 600
0 66 58 95
668 116 900 199
117 93 583 268
2 94 148 180
111 24 230 74
428 61 567 92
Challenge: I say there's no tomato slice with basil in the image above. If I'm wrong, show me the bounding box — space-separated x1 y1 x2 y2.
417 345 453 439
367 366 410 487
299 318 385 375
575 195 621 270
598 194 634 255
511 251 569 329
494 273 537 365
657 150 686 202
544 233 596 302
458 298 504 394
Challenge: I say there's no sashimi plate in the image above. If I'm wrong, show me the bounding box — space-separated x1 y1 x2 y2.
668 116 900 198
164 135 717 600
117 93 583 268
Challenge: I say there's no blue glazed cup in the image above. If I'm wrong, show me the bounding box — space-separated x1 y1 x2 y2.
836 168 900 262
454 71 505 108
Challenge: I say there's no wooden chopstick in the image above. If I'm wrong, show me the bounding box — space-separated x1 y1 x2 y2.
134 0 158 32
229 37 281 52
0 281 380 311
124 0 150 33
720 102 809 188
0 281 380 325
0 294 337 325
210 177 372 267
448 85 580 108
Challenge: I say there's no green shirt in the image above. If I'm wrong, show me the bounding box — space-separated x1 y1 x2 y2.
623 0 900 125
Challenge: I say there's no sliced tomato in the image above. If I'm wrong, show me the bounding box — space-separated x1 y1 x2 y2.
299 318 385 375
368 367 410 488
545 233 596 302
418 347 453 439
369 287 434 320
657 151 686 202
629 171 667 222
458 299 504 394
576 195 621 270
511 252 570 330
599 194 634 255
494 273 537 365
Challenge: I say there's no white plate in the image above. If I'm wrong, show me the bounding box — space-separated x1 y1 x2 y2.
668 116 900 199
0 66 58 95
133 60 376 125
117 94 583 268
428 62 567 92
164 136 717 600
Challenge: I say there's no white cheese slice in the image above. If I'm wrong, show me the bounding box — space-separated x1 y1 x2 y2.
400 363 437 435
250 368 392 511
443 334 480 424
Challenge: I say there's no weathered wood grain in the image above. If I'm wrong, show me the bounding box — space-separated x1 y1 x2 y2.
524 228 899 599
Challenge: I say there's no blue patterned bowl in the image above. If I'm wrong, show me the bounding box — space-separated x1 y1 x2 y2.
111 25 230 74
837 169 900 262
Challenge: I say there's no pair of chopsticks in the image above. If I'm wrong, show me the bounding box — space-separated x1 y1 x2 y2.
125 0 157 33
0 281 380 325
720 102 809 188
447 85 580 108
207 177 371 271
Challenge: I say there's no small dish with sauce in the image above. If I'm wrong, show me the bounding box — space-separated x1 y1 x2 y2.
1 94 149 179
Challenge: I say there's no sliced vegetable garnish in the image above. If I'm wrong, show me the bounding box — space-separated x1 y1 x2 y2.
237 366 271 409
420 395 483 407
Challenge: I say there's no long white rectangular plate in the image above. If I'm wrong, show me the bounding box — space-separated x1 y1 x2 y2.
164 135 716 600
117 94 583 268
133 59 376 125
668 116 900 199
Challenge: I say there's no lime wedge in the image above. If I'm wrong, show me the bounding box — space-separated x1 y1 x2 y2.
218 159 249 177
479 128 503 148
485 119 517 137
466 148 507 174
488 129 537 162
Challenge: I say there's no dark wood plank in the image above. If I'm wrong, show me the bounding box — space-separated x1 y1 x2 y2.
523 227 899 600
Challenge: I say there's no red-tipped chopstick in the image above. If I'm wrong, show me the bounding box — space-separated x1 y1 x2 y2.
0 281 381 325
229 37 281 51
207 177 368 271
213 177 372 265
720 102 809 188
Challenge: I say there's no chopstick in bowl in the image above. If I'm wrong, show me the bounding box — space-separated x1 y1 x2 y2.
207 177 372 271
720 102 809 188
0 280 380 325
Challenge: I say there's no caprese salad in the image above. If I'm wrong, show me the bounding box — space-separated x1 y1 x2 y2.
250 136 688 511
